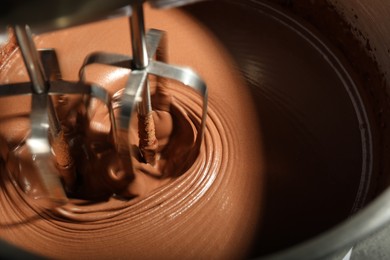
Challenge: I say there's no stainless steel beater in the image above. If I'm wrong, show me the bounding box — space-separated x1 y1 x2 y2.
79 0 207 170
0 0 207 206
0 25 116 206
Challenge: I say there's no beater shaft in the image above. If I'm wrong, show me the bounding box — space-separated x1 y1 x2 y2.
130 1 158 165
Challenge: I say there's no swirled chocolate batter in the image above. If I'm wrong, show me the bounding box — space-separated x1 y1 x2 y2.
0 4 264 259
0 0 378 258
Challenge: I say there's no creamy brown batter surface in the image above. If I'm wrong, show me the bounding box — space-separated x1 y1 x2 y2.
0 5 264 259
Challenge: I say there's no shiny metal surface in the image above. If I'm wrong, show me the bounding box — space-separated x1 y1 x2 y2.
130 1 152 117
149 0 206 9
14 25 47 94
147 60 208 146
40 50 62 135
27 94 67 206
0 45 114 206
265 186 390 260
14 25 67 206
79 28 208 172
130 1 149 70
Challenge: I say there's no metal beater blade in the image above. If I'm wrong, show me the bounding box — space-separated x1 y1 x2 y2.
79 3 208 175
14 25 68 207
0 26 118 207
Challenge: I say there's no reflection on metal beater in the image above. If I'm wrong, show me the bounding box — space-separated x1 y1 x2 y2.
14 25 68 206
79 1 208 194
0 0 208 206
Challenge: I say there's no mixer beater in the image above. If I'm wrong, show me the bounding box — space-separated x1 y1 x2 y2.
0 0 207 207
